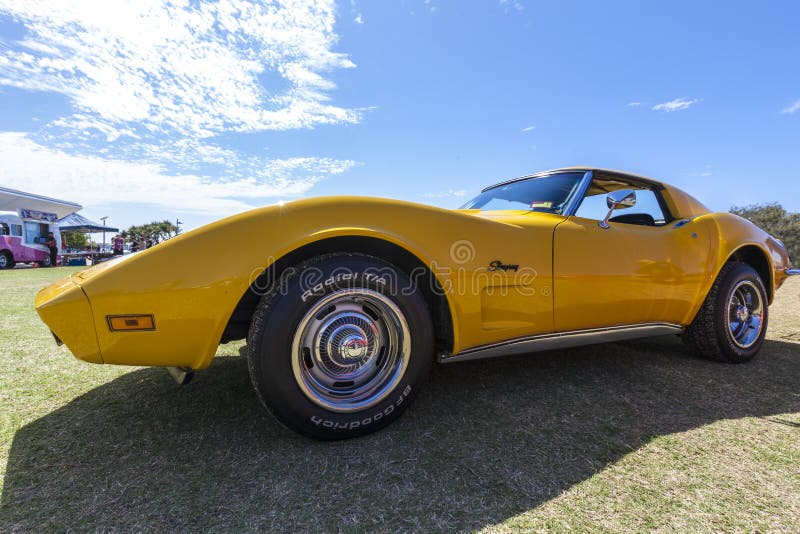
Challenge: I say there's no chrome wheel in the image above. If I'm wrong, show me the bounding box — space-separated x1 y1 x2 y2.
0 254 8 269
291 288 411 413
726 280 764 349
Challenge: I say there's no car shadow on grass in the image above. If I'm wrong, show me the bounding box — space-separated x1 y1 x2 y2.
2 336 799 531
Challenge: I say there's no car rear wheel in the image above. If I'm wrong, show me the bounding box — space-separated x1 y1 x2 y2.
37 257 52 268
683 262 768 363
246 253 434 440
0 251 13 270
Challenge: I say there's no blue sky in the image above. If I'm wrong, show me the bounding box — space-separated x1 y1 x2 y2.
1 0 799 232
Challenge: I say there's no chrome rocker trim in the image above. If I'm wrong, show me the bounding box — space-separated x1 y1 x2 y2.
786 268 800 276
439 322 684 363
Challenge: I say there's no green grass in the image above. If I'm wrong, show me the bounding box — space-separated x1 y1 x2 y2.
1 267 799 531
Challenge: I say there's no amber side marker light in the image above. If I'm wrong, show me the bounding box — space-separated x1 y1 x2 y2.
107 314 156 332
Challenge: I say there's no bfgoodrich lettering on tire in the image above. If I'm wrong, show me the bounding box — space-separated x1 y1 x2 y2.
246 253 434 440
683 262 769 363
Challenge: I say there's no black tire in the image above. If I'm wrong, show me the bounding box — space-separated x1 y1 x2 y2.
247 253 434 440
37 257 51 268
0 251 13 270
683 262 769 363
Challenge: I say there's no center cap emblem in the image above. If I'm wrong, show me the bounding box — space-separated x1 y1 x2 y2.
736 305 749 322
340 334 368 360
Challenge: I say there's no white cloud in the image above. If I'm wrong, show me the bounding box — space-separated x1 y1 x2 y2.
51 114 139 143
349 0 363 23
16 39 62 56
521 125 536 132
0 0 360 137
626 102 642 107
0 0 363 210
499 0 525 12
652 97 699 112
684 164 713 178
104 138 360 192
423 189 469 198
0 132 356 216
781 99 800 114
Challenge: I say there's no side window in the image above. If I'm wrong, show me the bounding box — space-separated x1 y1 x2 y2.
10 224 22 237
24 221 40 243
0 223 8 236
574 183 668 226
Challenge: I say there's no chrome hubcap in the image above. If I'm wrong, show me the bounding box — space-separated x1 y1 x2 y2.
727 280 764 349
292 289 410 413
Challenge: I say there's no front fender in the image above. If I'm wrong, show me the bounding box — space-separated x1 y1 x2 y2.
65 197 537 369
683 212 788 324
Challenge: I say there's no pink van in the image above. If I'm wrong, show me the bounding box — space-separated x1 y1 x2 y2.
0 211 61 268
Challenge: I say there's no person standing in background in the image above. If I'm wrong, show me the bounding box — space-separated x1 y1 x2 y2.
46 232 58 267
112 235 124 256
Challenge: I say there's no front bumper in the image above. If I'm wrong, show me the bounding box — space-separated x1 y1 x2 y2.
35 277 103 363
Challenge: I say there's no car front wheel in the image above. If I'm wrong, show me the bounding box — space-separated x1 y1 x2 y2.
683 262 768 363
247 253 434 440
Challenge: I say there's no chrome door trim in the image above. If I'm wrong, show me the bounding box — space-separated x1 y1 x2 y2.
438 322 684 363
561 170 593 217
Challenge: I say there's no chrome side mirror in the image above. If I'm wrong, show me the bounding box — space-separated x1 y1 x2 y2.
599 189 636 229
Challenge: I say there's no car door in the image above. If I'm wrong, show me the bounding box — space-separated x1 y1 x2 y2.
445 210 563 352
553 181 710 332
448 170 590 353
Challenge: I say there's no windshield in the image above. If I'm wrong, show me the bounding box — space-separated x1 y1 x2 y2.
460 172 586 214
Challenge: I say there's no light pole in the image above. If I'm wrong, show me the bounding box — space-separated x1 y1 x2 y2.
100 216 108 252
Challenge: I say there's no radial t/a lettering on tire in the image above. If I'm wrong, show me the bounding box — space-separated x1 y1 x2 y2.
246 253 434 440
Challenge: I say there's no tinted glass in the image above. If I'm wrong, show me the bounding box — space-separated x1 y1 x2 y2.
461 172 585 214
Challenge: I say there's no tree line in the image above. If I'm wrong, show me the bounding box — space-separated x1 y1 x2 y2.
63 220 181 249
730 203 799 264
120 220 181 244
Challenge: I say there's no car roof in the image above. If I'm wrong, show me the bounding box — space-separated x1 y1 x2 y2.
482 167 665 192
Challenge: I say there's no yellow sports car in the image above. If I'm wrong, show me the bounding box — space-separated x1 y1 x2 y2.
36 168 797 439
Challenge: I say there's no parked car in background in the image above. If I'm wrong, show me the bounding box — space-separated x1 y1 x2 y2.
35 168 797 439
